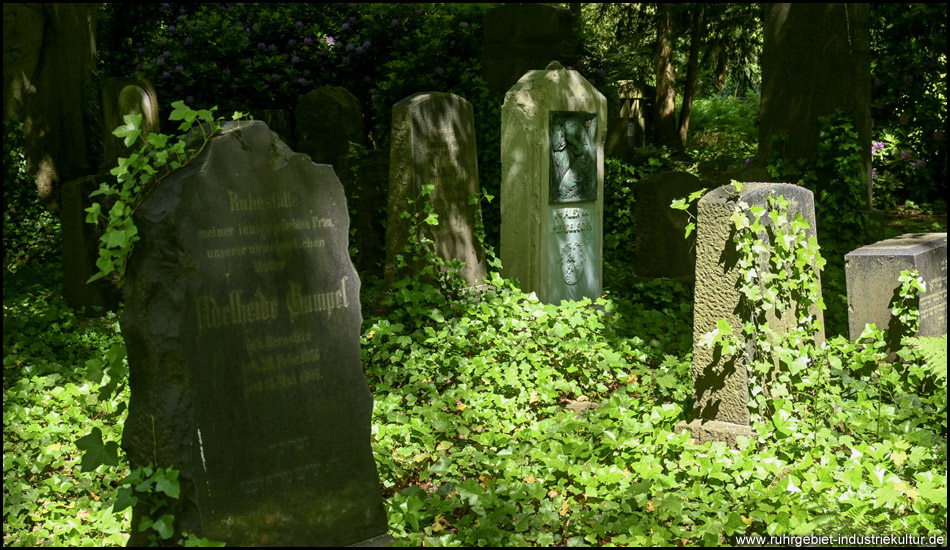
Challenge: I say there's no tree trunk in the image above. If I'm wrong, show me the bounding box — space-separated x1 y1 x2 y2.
678 6 704 147
653 3 679 149
3 3 99 212
715 50 728 93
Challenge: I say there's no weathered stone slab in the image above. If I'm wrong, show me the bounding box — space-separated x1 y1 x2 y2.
634 171 704 279
845 233 948 341
295 87 363 173
482 4 576 96
386 92 487 287
606 80 650 162
121 121 387 546
501 61 607 304
61 173 121 311
679 182 822 444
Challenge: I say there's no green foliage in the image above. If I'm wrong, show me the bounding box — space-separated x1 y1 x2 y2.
686 96 760 172
87 102 241 285
870 3 948 204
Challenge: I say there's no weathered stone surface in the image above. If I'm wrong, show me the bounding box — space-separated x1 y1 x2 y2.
100 77 160 172
709 166 773 189
681 182 822 440
248 109 294 149
606 81 650 162
501 62 606 304
634 171 704 279
295 87 363 171
845 233 948 342
482 4 576 96
386 92 487 287
353 149 388 279
121 121 387 546
759 4 872 207
61 174 121 311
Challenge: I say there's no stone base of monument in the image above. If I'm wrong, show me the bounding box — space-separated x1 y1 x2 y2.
675 419 755 448
351 533 396 547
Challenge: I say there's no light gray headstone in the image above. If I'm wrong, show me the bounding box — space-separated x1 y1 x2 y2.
679 182 823 446
845 233 947 342
386 92 487 287
121 121 387 546
501 61 607 304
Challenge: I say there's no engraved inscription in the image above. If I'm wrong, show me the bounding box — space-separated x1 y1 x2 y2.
552 208 592 235
549 111 597 203
921 257 947 326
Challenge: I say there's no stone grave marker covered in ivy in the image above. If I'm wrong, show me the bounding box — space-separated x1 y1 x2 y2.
120 121 388 546
501 61 607 304
845 233 947 342
386 92 487 287
677 182 823 446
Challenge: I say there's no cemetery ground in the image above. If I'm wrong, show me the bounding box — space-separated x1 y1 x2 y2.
3 175 947 546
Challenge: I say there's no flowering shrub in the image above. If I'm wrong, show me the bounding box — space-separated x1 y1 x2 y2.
870 3 947 205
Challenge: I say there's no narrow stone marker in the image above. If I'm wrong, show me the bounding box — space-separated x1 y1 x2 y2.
678 182 823 446
121 121 388 546
845 233 947 342
386 92 487 287
501 61 607 304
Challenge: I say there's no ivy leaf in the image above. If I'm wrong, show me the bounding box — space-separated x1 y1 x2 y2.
152 514 176 540
154 468 180 499
75 428 120 472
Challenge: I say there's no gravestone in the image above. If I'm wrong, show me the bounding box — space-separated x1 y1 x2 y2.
121 121 387 546
248 109 294 149
501 61 607 304
295 87 363 182
845 233 948 343
386 92 487 287
61 174 121 311
353 150 389 279
678 182 823 446
482 4 576 96
100 76 160 172
634 171 703 279
759 4 872 208
606 81 650 162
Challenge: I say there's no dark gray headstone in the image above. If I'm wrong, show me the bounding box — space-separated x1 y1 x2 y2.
606 81 650 162
121 121 387 546
353 150 388 279
295 87 363 175
634 171 704 279
678 182 823 446
386 92 487 287
61 173 121 311
845 233 948 342
482 4 576 96
100 76 160 172
248 109 294 149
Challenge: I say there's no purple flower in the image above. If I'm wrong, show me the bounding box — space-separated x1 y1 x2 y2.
900 150 911 159
156 58 165 66
414 9 423 15
291 55 300 64
745 157 753 166
270 73 280 81
257 42 267 50
168 25 176 32
342 23 350 30
296 77 308 85
164 51 172 57
325 36 336 46
304 37 313 45
161 3 171 9
287 38 296 47
177 15 184 22
161 71 171 78
871 169 877 179
175 65 183 72
911 159 927 169
184 37 193 45
355 46 364 54
349 16 357 23
362 40 371 48
391 18 400 27
243 57 252 65
179 7 186 14
346 43 355 51
460 21 469 28
295 21 304 27
268 44 277 52
138 47 145 54
872 141 885 156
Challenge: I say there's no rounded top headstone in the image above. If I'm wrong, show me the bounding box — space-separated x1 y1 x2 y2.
546 60 565 70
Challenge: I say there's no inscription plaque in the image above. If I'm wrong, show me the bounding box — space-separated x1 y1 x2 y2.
121 121 387 546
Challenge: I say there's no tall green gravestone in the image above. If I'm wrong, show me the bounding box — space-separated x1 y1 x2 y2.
121 121 388 546
677 183 823 446
501 61 607 304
